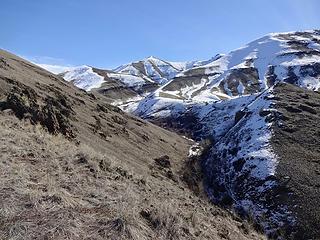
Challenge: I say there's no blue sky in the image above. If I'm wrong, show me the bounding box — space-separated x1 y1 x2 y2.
1 0 319 69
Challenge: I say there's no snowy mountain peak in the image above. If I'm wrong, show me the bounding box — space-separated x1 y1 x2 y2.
42 30 320 108
113 56 186 85
144 55 162 62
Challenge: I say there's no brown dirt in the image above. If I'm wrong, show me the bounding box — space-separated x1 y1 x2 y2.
80 67 159 104
163 75 207 92
220 67 260 96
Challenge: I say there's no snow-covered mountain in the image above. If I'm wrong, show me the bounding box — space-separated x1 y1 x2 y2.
133 30 320 117
62 65 105 91
60 65 153 90
113 56 181 85
113 56 216 85
57 65 158 103
57 56 215 104
43 31 320 106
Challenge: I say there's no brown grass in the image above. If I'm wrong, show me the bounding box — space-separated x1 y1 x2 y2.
0 111 266 240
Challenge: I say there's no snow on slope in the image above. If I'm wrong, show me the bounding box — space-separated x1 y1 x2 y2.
107 73 150 87
131 30 320 119
170 55 223 73
59 65 158 97
34 64 104 91
113 56 179 84
38 54 217 102
202 87 296 234
62 66 105 91
52 56 214 99
113 56 215 85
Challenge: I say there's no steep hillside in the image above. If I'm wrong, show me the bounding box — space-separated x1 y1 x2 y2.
0 49 265 239
121 31 320 239
0 50 190 174
271 83 320 239
202 83 320 239
133 81 320 239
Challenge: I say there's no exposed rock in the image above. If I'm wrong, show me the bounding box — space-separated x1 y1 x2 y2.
2 84 75 138
154 155 171 168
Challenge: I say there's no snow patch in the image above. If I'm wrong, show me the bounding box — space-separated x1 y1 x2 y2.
63 66 105 91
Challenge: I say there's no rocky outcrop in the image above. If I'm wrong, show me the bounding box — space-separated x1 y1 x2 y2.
0 79 75 138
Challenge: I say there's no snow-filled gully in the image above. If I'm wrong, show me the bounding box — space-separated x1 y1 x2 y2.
201 85 295 235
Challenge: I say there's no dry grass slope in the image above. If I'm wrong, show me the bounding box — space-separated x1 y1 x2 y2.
0 112 265 240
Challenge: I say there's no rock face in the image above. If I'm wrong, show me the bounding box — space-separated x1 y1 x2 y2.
0 82 75 138
201 86 292 237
